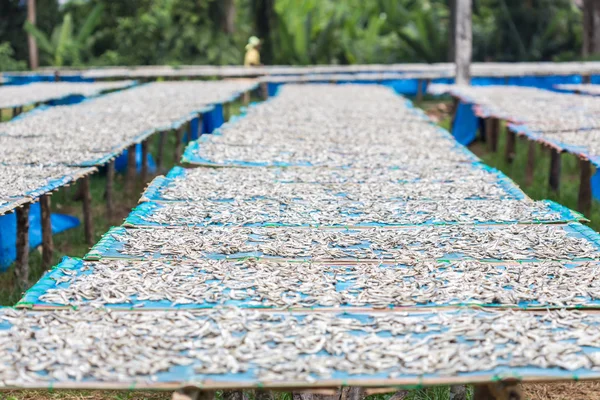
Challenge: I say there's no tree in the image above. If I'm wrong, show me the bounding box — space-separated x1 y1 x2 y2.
27 0 38 69
24 3 104 66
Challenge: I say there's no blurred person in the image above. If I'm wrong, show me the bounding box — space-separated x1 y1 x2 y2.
244 36 262 66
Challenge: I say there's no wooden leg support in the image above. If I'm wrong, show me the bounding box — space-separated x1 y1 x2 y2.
172 388 215 400
549 148 562 194
156 131 167 172
15 204 30 289
40 194 54 269
416 79 424 103
473 382 522 400
141 139 149 182
487 118 499 152
450 97 459 133
175 127 184 162
260 82 269 100
81 176 94 246
126 144 137 197
449 385 467 400
106 160 115 220
243 91 250 106
504 129 516 163
222 390 246 400
525 140 536 187
196 114 204 139
578 159 593 216
224 101 232 122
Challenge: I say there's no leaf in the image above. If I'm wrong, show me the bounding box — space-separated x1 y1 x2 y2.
23 21 54 54
55 13 74 67
75 3 105 46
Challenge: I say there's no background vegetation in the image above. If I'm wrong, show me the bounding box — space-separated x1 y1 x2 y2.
0 0 586 70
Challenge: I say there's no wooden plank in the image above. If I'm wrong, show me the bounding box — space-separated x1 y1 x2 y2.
578 159 593 216
525 140 536 186
81 176 94 246
106 159 115 219
549 148 562 194
141 139 149 182
454 0 472 85
40 194 53 269
15 204 30 288
126 144 137 197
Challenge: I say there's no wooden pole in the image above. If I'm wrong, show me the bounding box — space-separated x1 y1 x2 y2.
15 204 30 289
224 101 232 122
504 129 516 163
81 176 94 246
486 118 499 152
525 140 536 186
126 144 137 197
473 382 522 400
40 194 53 269
549 148 562 194
260 82 269 100
454 0 472 86
243 91 250 106
141 139 149 182
172 389 215 400
416 79 424 103
27 0 39 70
106 160 115 219
156 131 168 172
175 127 184 162
578 159 593 216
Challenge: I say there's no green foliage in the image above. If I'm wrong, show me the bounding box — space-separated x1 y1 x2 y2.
0 42 26 71
23 3 104 67
0 0 588 67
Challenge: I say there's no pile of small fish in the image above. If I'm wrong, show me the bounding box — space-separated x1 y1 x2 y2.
0 164 95 215
0 80 135 109
0 81 257 167
13 83 600 388
36 258 600 308
97 224 600 262
429 83 600 164
130 199 573 227
3 307 600 385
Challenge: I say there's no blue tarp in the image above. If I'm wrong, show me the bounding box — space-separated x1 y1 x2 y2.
451 102 479 146
203 104 225 134
0 203 79 270
114 144 157 174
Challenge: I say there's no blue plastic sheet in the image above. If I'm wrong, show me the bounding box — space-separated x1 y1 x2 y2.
451 102 479 146
203 104 224 134
114 143 157 174
0 203 79 270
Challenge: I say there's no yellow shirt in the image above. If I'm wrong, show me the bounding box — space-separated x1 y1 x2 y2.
244 48 261 66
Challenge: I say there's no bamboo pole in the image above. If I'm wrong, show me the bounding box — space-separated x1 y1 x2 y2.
175 127 184 162
15 204 30 289
141 139 149 182
578 159 593 216
81 176 94 246
126 144 137 197
549 148 562 194
156 131 168 172
40 194 53 269
504 129 516 163
106 160 115 219
525 140 536 186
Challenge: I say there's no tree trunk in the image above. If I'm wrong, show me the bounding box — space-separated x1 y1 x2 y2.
583 0 600 57
454 0 472 86
27 0 39 70
223 0 236 34
252 0 275 64
448 0 456 62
